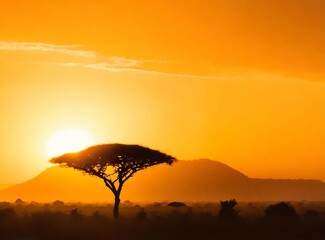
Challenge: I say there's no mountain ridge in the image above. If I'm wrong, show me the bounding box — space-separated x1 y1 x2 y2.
1 159 325 202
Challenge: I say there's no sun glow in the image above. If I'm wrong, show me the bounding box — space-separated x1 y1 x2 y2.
47 128 95 158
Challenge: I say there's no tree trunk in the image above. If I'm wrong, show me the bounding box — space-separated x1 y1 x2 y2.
113 195 120 219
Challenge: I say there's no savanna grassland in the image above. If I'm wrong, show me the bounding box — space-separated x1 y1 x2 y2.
1 200 325 240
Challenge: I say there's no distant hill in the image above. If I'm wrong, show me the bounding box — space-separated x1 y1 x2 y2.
1 159 325 202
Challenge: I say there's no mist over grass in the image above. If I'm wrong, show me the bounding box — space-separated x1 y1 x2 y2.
1 200 325 240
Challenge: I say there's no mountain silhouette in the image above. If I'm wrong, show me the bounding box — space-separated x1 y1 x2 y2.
1 159 325 202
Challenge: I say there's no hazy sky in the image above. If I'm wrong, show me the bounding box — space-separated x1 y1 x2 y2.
1 0 325 183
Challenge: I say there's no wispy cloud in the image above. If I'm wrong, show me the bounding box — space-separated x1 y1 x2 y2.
56 56 143 72
57 62 230 80
57 61 140 72
1 41 237 80
104 57 142 67
0 41 96 58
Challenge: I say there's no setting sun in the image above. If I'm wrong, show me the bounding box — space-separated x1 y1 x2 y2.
47 128 95 158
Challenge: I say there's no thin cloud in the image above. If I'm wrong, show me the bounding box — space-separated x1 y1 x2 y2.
57 62 234 80
0 41 96 58
105 57 142 67
57 57 142 71
1 41 238 80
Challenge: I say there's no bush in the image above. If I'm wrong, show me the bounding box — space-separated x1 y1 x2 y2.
168 202 186 208
52 200 65 207
218 199 239 219
264 202 297 219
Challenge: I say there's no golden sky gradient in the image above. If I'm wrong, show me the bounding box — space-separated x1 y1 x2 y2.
0 0 325 183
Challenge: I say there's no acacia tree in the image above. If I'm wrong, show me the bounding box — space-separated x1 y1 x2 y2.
50 143 176 218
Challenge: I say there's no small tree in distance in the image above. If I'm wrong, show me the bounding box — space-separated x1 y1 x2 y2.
50 143 176 218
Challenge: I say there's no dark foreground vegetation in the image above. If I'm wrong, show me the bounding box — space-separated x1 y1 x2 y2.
1 200 325 240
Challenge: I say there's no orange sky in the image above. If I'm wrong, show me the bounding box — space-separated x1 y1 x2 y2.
0 0 325 183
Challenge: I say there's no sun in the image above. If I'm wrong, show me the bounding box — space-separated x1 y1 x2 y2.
47 128 95 158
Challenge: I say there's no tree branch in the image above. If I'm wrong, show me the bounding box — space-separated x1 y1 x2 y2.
121 170 136 184
103 178 117 194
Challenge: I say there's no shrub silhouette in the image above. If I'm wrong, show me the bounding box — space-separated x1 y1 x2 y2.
70 208 82 218
123 200 134 206
218 199 239 219
15 198 25 205
264 202 297 219
52 200 64 207
168 202 186 208
50 143 176 218
1 203 325 240
136 208 147 220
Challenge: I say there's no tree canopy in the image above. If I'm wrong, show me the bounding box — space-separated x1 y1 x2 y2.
50 143 176 218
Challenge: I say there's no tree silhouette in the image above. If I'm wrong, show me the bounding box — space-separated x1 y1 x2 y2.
50 143 176 218
218 199 239 220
